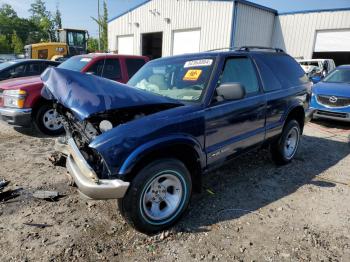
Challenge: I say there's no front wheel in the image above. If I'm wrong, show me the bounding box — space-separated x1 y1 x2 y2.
270 120 301 165
34 103 64 136
118 159 192 234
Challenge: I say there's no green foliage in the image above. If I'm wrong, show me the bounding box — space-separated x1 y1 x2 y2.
0 34 11 53
0 1 65 54
0 3 17 18
29 0 56 41
54 6 62 30
87 37 99 52
11 31 23 54
91 0 108 51
101 0 108 51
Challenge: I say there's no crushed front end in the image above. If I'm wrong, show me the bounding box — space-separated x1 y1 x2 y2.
55 107 130 199
41 67 181 199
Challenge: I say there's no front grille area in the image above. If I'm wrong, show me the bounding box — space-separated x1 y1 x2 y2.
317 95 350 108
316 110 348 119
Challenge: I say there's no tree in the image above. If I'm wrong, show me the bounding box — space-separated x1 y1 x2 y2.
91 0 108 51
101 0 108 51
0 34 11 53
0 3 17 18
0 4 17 53
0 2 63 53
87 37 99 52
29 0 55 41
29 0 49 21
11 31 23 54
54 6 62 30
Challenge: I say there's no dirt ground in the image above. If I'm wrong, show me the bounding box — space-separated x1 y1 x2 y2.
0 119 349 262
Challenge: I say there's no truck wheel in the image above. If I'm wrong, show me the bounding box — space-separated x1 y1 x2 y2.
270 120 301 165
34 103 64 136
118 159 192 234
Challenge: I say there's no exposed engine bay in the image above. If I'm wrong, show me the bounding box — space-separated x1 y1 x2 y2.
55 103 180 178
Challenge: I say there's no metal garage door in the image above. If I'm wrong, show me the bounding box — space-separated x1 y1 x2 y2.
172 29 201 55
314 30 350 52
313 30 350 65
117 35 134 55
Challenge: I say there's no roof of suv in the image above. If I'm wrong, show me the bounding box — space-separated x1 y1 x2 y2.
149 49 288 63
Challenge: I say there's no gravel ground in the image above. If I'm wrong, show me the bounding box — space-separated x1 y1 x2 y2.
0 120 349 261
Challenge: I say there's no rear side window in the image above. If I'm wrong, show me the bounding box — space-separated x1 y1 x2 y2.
220 57 259 95
126 58 146 78
46 62 59 68
253 56 282 92
89 59 121 80
1 64 25 78
26 63 42 75
254 54 308 91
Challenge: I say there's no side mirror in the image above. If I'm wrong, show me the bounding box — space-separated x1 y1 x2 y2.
216 82 246 101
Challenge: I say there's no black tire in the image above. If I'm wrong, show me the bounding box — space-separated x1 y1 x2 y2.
118 159 192 234
270 120 301 165
33 103 65 136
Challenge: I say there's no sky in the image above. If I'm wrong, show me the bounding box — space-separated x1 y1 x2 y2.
1 0 350 37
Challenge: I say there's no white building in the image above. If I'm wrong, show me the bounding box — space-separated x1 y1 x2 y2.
274 9 350 65
108 0 350 65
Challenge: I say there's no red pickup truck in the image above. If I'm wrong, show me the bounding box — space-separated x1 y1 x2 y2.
0 54 149 135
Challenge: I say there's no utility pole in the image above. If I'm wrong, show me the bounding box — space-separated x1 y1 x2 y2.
98 0 101 50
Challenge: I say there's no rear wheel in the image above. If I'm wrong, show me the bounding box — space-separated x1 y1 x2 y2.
270 120 301 165
118 159 192 234
34 103 64 136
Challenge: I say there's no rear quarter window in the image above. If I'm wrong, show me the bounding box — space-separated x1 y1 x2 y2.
253 53 308 91
125 58 146 78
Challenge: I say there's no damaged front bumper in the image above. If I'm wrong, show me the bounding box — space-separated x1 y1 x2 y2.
57 138 129 200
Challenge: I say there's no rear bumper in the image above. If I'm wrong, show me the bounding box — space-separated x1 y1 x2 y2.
0 107 32 127
61 138 130 200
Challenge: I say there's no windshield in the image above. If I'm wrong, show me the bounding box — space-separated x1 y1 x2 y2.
323 69 350 83
127 57 215 101
57 56 92 72
0 61 18 71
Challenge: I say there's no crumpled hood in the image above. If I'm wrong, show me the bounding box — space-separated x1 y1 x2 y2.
41 67 181 121
312 81 350 97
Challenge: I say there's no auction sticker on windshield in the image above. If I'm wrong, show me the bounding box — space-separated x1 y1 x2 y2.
183 69 202 81
184 59 213 68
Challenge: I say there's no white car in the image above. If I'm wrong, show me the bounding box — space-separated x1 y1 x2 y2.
297 59 336 76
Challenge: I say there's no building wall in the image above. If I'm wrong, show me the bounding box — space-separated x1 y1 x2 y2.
273 10 350 59
108 0 234 56
233 2 276 48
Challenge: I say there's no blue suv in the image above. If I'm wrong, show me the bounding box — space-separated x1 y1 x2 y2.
42 47 313 233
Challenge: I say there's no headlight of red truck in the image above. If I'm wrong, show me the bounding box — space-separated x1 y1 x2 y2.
2 89 27 108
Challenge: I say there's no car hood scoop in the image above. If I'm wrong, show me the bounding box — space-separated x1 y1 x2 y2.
41 67 181 121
